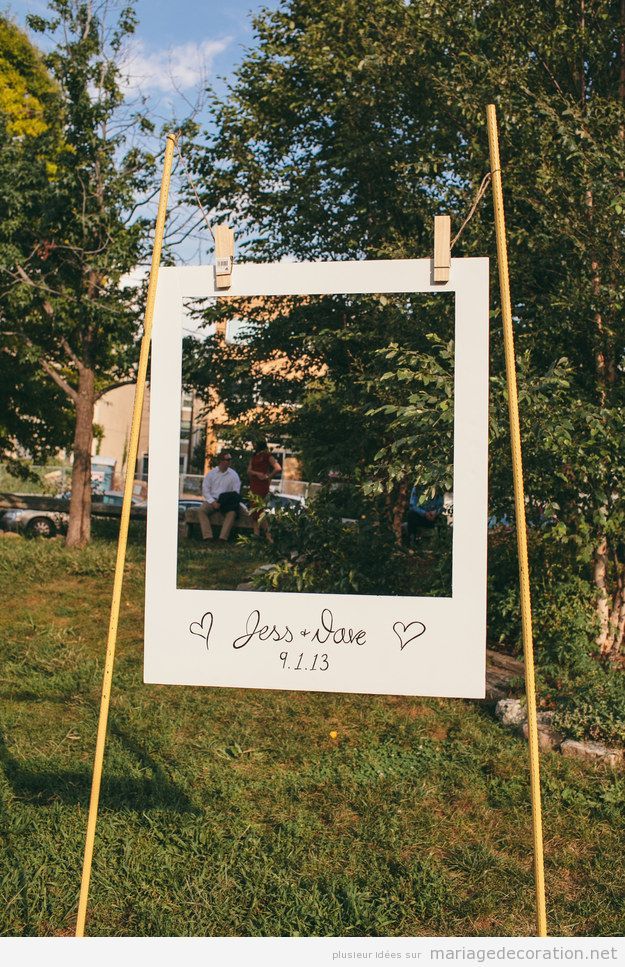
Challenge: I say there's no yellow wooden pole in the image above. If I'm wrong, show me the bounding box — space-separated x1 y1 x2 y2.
75 132 178 937
486 104 547 937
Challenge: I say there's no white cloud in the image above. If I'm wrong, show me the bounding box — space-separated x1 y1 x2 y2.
121 37 231 94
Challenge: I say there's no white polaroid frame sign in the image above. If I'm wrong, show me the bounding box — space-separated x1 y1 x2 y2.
144 258 489 698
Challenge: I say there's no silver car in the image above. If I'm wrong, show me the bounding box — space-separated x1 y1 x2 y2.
1 507 69 538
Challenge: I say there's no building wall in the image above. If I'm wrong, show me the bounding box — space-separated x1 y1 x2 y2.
93 385 151 488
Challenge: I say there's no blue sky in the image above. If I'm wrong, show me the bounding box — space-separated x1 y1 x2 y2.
3 0 278 124
2 0 280 261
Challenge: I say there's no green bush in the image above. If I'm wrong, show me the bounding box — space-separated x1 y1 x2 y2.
552 671 625 746
488 529 625 746
488 531 596 668
253 488 452 597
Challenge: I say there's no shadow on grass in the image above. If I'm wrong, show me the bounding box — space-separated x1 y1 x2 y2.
0 781 30 935
0 690 87 704
0 725 196 814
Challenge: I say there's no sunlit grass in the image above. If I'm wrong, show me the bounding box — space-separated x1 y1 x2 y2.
0 526 623 937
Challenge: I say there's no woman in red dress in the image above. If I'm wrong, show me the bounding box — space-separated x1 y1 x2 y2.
247 441 281 541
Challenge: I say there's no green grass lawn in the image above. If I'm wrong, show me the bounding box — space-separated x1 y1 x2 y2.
0 523 623 937
177 529 267 590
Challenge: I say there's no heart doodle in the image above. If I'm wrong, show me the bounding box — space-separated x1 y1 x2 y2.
393 620 426 651
189 611 214 650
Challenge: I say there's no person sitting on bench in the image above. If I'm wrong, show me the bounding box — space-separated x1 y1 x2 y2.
198 450 251 542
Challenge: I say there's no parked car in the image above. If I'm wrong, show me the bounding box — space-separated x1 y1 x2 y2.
1 507 69 538
266 493 306 514
60 487 146 508
94 490 146 508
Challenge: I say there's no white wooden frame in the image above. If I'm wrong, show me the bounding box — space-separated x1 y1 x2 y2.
145 258 489 698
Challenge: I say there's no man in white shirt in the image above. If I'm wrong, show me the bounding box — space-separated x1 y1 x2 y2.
198 450 251 541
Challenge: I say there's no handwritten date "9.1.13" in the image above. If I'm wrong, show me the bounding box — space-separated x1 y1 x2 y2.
279 651 329 672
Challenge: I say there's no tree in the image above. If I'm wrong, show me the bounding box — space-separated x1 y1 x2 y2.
0 16 74 471
195 0 625 657
0 1 154 546
184 291 454 540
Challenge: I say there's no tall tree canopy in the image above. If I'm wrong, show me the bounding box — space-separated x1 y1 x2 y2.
0 16 59 137
0 16 73 470
194 0 625 656
0 0 154 546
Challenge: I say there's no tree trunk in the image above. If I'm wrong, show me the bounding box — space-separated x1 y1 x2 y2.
608 578 625 656
594 535 611 654
597 545 625 659
590 4 625 657
66 366 95 548
602 0 625 659
391 480 409 545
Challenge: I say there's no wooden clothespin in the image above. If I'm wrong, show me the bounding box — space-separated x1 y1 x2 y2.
214 223 235 289
433 215 451 284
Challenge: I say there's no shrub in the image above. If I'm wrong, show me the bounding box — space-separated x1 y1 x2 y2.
487 530 596 672
552 671 625 746
488 529 625 745
253 488 452 597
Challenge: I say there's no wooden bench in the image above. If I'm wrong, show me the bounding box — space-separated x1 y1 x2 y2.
183 504 255 540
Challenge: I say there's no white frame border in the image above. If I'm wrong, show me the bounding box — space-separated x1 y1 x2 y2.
145 258 489 698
